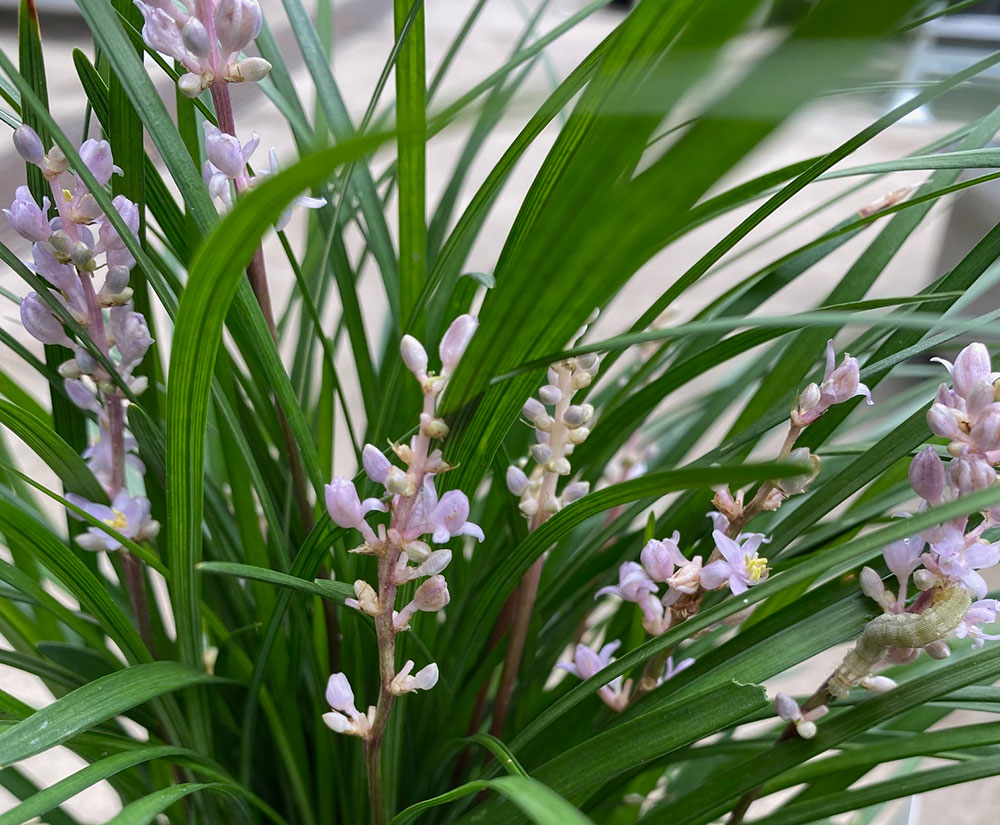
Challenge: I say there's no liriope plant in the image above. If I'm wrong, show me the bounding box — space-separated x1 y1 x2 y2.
3 0 1000 824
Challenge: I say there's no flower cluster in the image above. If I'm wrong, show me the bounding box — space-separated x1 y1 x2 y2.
202 124 325 228
561 341 871 710
135 0 271 97
793 340 873 427
9 126 158 547
323 314 481 739
857 344 1000 654
505 352 599 521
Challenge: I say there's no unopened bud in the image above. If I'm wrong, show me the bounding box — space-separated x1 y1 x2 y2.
48 230 74 256
925 640 951 659
561 481 589 503
859 566 894 610
506 466 529 496
70 242 95 270
908 446 945 502
539 385 562 405
404 540 431 563
13 124 45 165
385 466 413 496
229 57 272 83
797 382 821 412
74 348 97 374
400 334 428 377
568 426 590 445
439 313 477 372
518 497 538 518
570 371 592 390
522 398 546 423
351 580 379 615
43 145 69 176
548 457 571 476
178 73 205 98
913 569 939 590
861 675 897 693
57 359 82 378
530 443 552 464
423 417 450 439
563 404 592 429
182 18 212 57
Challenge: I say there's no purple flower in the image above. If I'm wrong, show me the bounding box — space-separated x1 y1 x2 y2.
700 530 770 596
67 491 158 551
796 341 872 425
931 524 1000 598
20 293 71 347
394 575 450 630
389 660 439 694
932 343 998 399
882 532 925 586
110 306 154 374
79 139 121 187
596 561 657 603
4 186 51 242
556 640 631 711
426 490 484 544
214 0 263 54
954 599 1000 648
204 123 257 181
324 478 384 543
322 672 372 737
640 533 688 582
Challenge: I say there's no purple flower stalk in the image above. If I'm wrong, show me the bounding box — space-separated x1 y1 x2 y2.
323 314 480 754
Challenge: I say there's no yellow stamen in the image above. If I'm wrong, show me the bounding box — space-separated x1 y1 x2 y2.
103 509 128 531
746 556 768 584
62 188 73 202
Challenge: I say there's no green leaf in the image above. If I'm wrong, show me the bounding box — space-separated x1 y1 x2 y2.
0 399 105 501
392 775 595 825
197 561 353 603
0 662 217 766
105 784 222 825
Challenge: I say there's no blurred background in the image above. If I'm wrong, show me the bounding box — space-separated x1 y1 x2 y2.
2 0 1000 820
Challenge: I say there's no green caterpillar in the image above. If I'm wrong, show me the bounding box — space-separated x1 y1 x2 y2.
828 586 971 698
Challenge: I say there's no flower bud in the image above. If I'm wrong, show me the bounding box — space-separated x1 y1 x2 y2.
926 403 961 440
972 408 1000 452
439 313 477 372
522 397 546 423
543 497 561 514
795 720 817 739
350 579 379 615
414 575 450 612
423 417 450 439
325 478 363 529
58 359 82 379
20 293 70 346
561 480 589 504
4 186 51 242
548 457 571 476
539 385 562 405
70 241 95 270
570 371 592 390
215 0 263 53
48 229 74 257
567 426 591 445
79 139 117 187
908 446 945 502
178 72 205 98
913 568 939 590
925 640 951 659
13 124 45 165
797 382 821 412
103 265 131 296
563 404 592 429
229 57 271 83
949 452 996 495
390 660 439 694
385 466 414 496
861 675 897 693
952 343 992 398
576 352 599 371
74 348 97 375
400 334 428 377
43 145 69 177
361 443 391 484
182 17 212 57
530 443 552 464
506 465 529 496
518 497 538 518
326 672 356 712
774 692 801 721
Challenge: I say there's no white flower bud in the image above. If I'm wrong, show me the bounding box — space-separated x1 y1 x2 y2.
423 417 450 439
539 385 562 405
561 481 589 503
549 457 571 476
795 720 817 739
797 382 821 412
530 443 552 464
925 640 951 660
861 675 897 693
400 334 428 377
13 125 45 165
562 404 592 429
182 18 212 57
178 72 205 98
404 540 431 563
576 352 599 371
229 57 271 83
522 397 546 423
385 466 414 496
351 580 379 615
543 497 561 514
567 426 590 445
913 569 939 590
506 466 529 496
570 371 592 390
518 497 538 517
